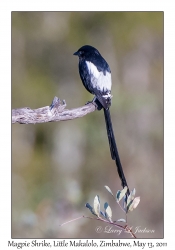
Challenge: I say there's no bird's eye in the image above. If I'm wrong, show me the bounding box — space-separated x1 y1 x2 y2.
79 51 83 55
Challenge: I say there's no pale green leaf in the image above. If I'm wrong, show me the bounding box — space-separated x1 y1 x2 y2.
126 188 136 208
104 202 112 222
94 195 100 217
131 188 136 198
127 194 133 206
104 185 114 197
122 195 128 212
116 190 121 203
128 197 140 211
116 186 128 202
85 203 97 216
117 218 126 223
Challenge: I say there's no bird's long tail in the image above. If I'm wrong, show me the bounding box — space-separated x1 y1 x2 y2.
103 108 130 195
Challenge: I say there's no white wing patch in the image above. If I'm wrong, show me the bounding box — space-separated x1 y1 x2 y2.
86 61 112 95
86 61 100 79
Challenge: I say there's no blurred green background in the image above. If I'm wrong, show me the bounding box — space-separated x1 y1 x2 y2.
12 12 163 238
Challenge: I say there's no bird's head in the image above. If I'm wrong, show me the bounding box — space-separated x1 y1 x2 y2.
73 45 101 59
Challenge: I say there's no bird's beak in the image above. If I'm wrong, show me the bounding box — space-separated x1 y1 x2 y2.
73 51 79 56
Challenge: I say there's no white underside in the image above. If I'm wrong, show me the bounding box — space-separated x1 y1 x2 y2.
86 61 112 97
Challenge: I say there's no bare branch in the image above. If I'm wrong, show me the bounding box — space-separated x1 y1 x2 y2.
12 96 96 124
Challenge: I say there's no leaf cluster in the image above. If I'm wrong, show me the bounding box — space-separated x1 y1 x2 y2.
85 186 140 224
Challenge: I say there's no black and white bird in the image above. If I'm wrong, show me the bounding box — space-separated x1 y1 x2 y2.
74 45 129 194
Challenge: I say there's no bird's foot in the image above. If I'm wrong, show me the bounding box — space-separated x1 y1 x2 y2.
85 98 103 110
92 97 103 110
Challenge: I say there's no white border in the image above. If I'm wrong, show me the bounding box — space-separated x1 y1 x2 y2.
0 0 174 248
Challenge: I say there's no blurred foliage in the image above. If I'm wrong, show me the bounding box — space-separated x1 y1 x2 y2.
12 12 163 238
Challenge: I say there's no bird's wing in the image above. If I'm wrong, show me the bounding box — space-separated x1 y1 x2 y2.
86 61 112 109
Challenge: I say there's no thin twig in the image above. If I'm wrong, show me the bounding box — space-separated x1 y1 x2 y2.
60 214 136 238
59 216 84 227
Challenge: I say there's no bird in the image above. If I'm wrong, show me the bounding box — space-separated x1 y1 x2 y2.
74 45 130 195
